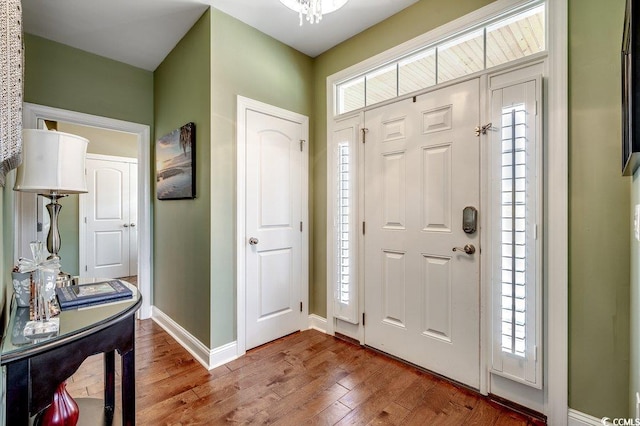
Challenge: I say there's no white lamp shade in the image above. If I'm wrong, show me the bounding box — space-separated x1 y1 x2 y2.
14 129 89 194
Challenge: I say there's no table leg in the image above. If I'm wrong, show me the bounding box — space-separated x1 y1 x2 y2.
121 342 135 425
104 350 115 414
6 359 29 426
120 317 136 426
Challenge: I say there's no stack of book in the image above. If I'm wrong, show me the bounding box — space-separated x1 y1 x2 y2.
55 280 133 310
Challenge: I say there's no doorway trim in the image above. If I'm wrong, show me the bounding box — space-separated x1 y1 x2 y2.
236 95 309 357
19 103 153 319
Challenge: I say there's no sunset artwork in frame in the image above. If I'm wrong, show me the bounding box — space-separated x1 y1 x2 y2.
156 122 196 200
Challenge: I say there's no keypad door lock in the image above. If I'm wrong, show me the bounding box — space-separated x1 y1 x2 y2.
463 206 478 234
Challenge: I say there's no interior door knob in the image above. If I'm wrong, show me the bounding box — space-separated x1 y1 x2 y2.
123 223 129 228
452 244 475 255
130 223 136 227
249 237 259 245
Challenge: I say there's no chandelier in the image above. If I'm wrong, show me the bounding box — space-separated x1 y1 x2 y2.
280 0 349 26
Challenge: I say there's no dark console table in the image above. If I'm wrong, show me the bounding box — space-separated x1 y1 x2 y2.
1 280 141 425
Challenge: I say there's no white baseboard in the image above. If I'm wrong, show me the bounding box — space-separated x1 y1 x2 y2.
568 409 605 426
308 314 327 333
151 306 238 371
151 309 329 370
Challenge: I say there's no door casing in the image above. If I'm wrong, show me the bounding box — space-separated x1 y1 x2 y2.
18 103 153 319
236 95 309 357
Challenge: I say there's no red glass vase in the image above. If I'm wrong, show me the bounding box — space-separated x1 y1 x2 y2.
40 381 79 426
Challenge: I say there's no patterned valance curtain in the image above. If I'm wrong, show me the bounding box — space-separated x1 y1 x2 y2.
0 0 23 187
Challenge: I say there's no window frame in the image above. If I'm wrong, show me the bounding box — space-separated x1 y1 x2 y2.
487 69 543 388
329 113 362 324
334 0 545 116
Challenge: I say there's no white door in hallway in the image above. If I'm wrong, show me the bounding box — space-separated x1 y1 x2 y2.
364 78 481 388
83 156 138 278
245 108 306 350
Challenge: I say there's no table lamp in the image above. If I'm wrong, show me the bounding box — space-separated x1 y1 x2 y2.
14 129 89 286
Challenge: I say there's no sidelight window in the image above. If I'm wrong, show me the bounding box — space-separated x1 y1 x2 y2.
337 142 351 305
499 104 528 358
332 116 360 324
490 72 541 388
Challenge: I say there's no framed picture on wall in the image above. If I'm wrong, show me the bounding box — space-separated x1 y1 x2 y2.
622 0 640 175
156 122 196 200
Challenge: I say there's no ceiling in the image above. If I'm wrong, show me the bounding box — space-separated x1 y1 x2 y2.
21 0 419 71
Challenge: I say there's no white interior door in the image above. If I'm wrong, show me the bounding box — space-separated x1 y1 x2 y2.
83 157 137 278
245 109 305 350
364 78 481 388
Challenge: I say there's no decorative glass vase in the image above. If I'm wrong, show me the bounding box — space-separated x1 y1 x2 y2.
11 271 31 307
18 241 59 322
39 381 79 426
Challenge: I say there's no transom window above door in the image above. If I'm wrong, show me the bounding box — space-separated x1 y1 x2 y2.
336 1 545 115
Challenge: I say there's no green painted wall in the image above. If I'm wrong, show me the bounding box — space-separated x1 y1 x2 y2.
19 34 153 275
209 9 313 347
311 0 494 316
154 10 212 346
569 0 630 418
59 122 138 158
23 34 153 126
632 170 640 417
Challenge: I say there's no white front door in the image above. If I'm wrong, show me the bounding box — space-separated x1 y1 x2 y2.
364 78 481 388
245 109 306 350
83 157 137 278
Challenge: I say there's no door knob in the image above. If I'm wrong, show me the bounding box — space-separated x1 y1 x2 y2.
452 244 475 255
123 223 129 228
130 223 136 227
249 237 259 245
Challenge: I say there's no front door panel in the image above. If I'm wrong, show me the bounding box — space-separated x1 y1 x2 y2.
364 78 481 388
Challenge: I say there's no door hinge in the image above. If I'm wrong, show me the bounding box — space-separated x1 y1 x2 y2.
85 265 88 272
300 221 303 232
362 221 366 235
36 222 43 232
534 345 538 361
300 140 305 152
362 312 365 326
474 122 493 136
84 216 87 224
300 301 303 312
361 128 368 144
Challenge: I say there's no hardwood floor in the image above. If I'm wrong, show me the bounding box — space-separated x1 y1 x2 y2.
66 320 544 425
118 275 138 286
